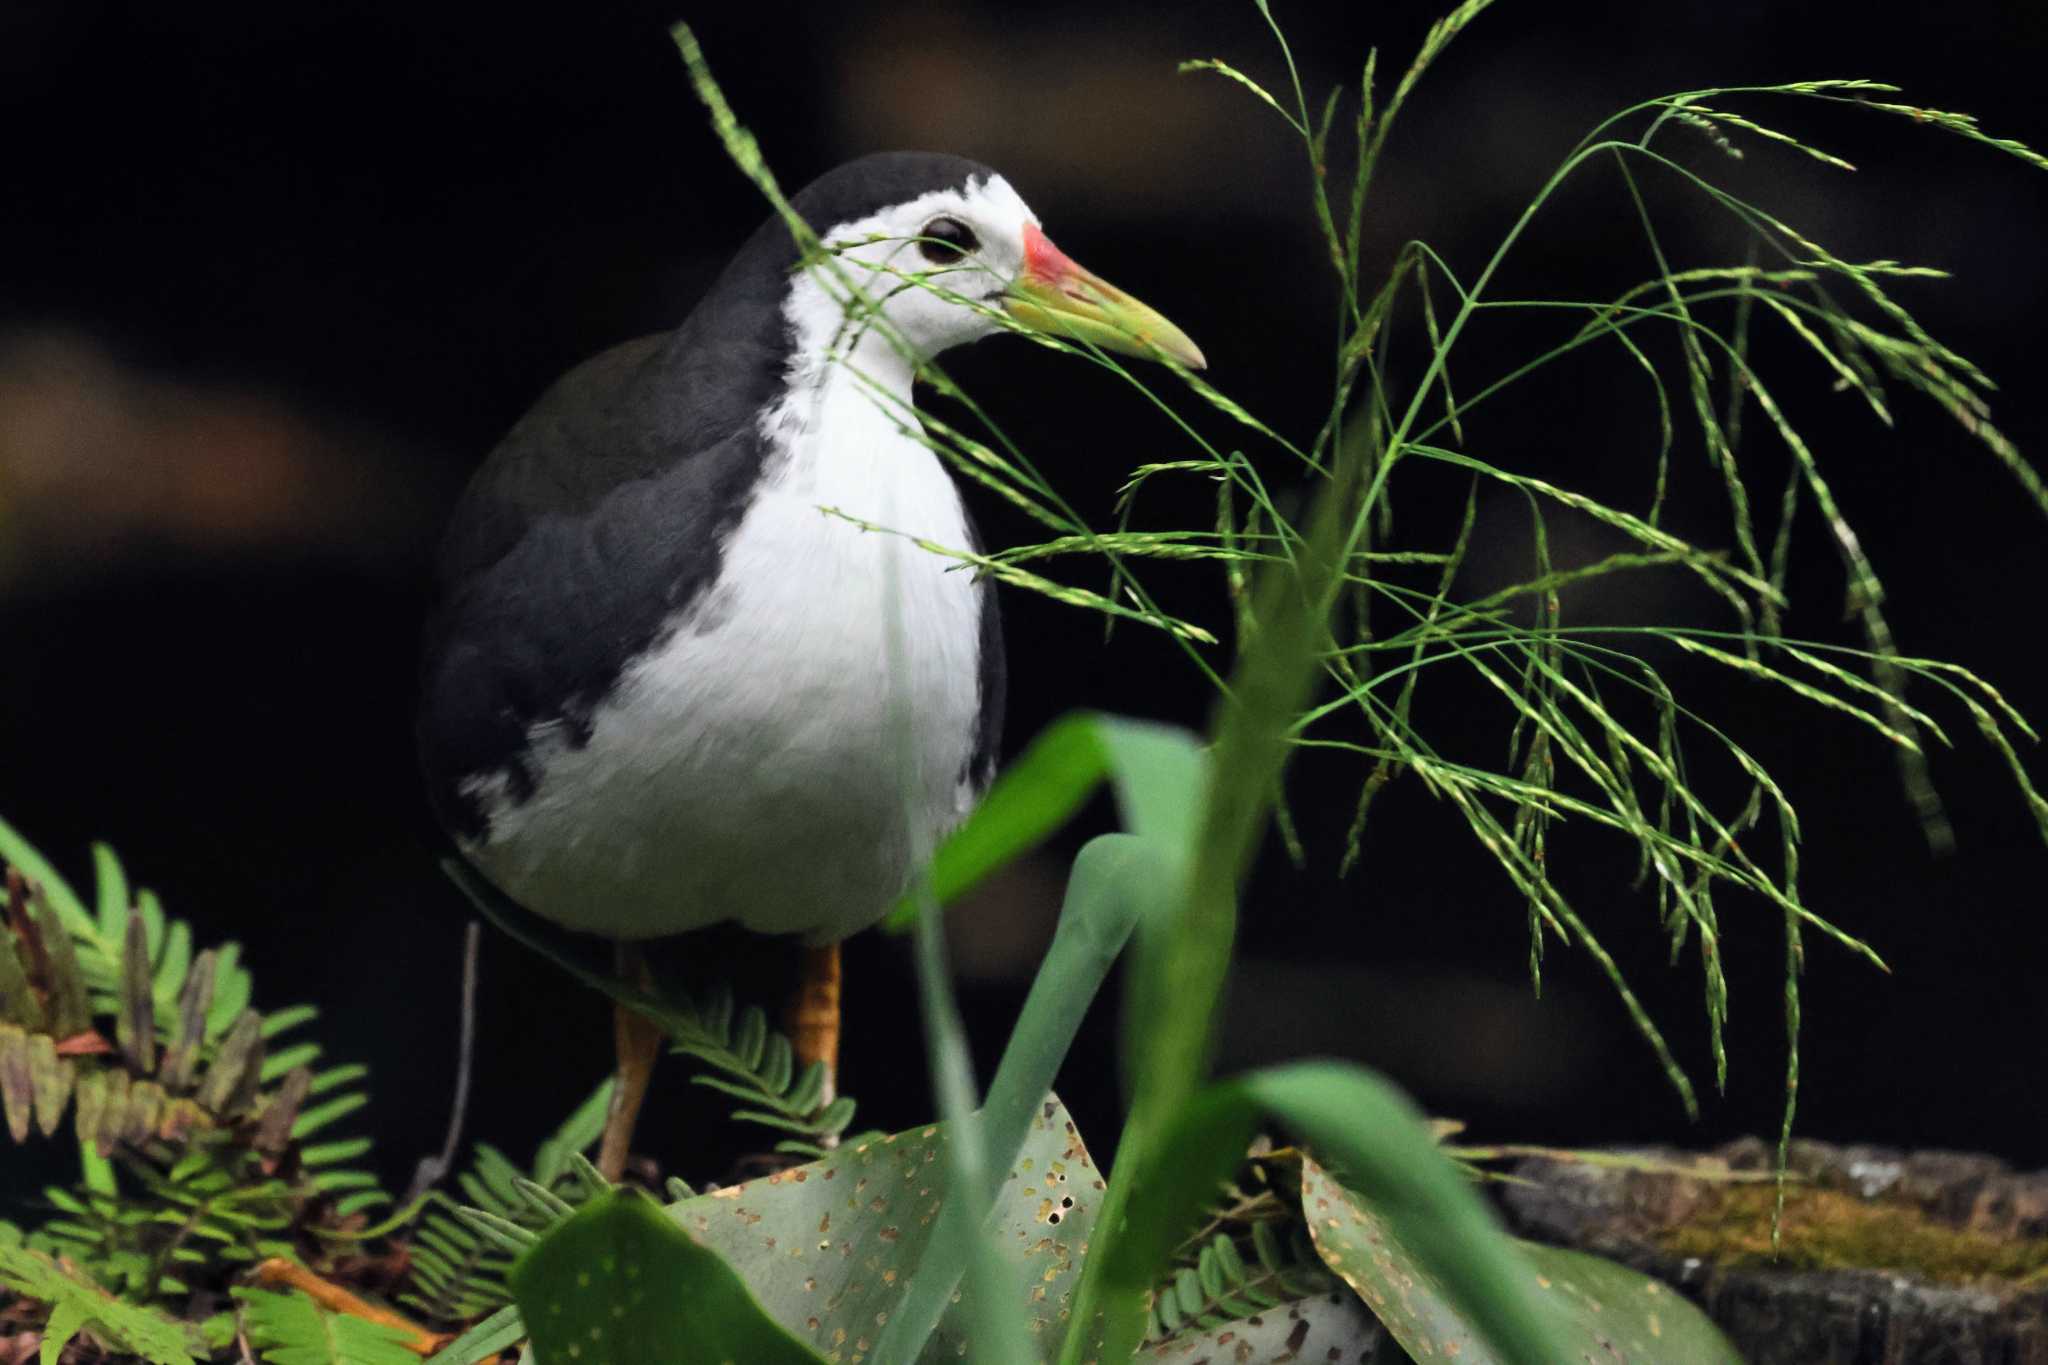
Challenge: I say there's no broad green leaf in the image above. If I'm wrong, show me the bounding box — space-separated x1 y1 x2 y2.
667 1094 1102 1362
1299 1155 1742 1363
1088 1064 1584 1365
231 1287 418 1365
883 712 1207 928
509 1188 823 1365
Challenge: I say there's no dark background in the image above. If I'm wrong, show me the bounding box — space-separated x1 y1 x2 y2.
3 0 2044 1204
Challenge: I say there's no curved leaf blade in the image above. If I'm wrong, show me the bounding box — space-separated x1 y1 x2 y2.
1092 1063 1586 1365
1300 1154 1741 1363
883 713 1207 929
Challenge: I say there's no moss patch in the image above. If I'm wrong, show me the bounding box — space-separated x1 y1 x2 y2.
1658 1185 2048 1287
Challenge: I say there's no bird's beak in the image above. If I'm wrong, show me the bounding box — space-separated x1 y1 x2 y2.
1004 223 1207 370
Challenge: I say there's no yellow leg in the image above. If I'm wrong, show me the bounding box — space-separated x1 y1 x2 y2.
597 946 664 1182
788 942 842 1111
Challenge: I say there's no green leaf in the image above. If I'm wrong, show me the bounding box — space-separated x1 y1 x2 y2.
0 816 92 939
1065 382 1370 1365
422 1305 526 1365
509 1187 824 1365
533 1080 613 1187
0 1241 202 1365
1299 1154 1740 1362
872 834 1164 1360
883 712 1207 929
1091 1064 1584 1365
667 1094 1101 1362
233 1287 419 1365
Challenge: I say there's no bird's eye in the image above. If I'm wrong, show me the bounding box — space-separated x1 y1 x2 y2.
915 216 979 263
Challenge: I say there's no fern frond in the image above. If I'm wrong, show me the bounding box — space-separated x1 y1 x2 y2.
672 987 857 1155
0 822 379 1204
398 1081 612 1327
1145 1152 1337 1345
234 1286 420 1365
0 819 388 1313
0 1240 205 1365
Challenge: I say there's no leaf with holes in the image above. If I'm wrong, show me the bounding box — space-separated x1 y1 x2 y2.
508 1187 823 1365
667 1093 1101 1363
1298 1155 1742 1363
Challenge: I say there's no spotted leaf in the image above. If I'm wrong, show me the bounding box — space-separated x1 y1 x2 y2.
1299 1155 1741 1364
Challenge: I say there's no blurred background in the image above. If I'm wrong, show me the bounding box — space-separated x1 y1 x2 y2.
3 0 2045 1199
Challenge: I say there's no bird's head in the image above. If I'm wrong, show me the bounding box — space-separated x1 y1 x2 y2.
784 152 1206 372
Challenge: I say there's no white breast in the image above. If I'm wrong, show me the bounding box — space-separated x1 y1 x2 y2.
464 362 986 943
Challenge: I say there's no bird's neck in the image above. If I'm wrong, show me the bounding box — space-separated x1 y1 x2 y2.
756 270 933 507
778 266 922 405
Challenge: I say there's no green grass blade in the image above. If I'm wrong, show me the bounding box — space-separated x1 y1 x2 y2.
872 834 1165 1361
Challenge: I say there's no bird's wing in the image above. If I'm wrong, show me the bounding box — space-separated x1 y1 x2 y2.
418 315 787 839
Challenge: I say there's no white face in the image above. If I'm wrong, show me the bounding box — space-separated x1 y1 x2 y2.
804 174 1037 364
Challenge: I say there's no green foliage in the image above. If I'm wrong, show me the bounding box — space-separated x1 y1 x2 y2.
232 1288 419 1365
402 1083 612 1326
7 2 2048 1362
1299 1154 1741 1363
0 817 379 1180
0 819 386 1311
1146 1229 1327 1340
420 1305 524 1365
508 1189 824 1365
0 1241 203 1365
669 987 854 1158
669 1094 1102 1362
664 2 2048 1361
881 713 1205 928
1142 1156 1333 1343
32 1134 298 1298
869 830 1161 1361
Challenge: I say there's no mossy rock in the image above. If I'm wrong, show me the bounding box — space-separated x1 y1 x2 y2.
1504 1136 2048 1365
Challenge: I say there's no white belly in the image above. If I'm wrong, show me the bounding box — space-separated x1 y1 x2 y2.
464 403 986 943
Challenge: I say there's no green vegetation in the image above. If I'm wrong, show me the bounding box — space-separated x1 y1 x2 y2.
5 0 2045 1360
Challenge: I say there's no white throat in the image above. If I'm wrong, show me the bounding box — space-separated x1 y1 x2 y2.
757 266 933 521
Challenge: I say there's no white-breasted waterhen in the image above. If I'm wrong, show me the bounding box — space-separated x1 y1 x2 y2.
418 152 1202 1178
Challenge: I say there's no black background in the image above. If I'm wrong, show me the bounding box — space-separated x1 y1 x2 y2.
3 0 2045 1203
